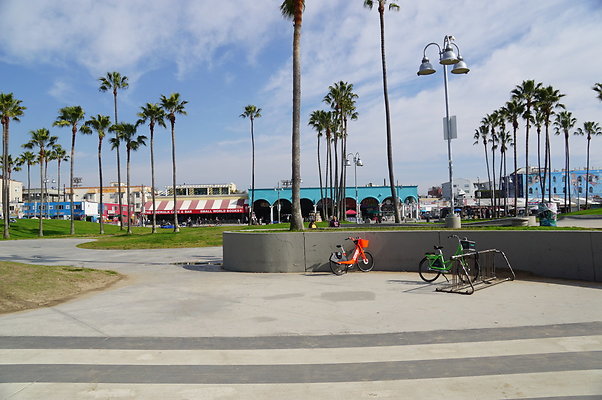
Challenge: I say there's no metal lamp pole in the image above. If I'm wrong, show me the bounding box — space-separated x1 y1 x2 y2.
417 35 469 216
346 153 363 223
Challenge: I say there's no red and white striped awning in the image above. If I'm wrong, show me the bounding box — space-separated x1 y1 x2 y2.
143 198 247 215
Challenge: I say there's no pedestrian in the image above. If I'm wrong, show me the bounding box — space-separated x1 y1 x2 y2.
329 216 340 227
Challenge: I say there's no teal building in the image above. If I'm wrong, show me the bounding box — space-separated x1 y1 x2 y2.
250 185 418 222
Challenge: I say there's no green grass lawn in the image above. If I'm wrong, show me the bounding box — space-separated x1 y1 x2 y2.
1 217 598 250
563 207 602 216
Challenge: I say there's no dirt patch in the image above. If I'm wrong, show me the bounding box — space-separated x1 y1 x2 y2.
0 262 124 314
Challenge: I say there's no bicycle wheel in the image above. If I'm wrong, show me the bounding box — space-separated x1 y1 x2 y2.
357 251 374 272
330 260 347 275
419 257 441 283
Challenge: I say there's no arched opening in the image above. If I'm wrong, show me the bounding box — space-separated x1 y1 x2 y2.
273 198 292 223
253 199 271 223
317 198 334 220
360 197 379 222
300 198 315 220
344 197 357 220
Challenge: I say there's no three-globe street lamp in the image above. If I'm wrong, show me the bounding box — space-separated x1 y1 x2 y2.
345 152 363 223
417 35 469 216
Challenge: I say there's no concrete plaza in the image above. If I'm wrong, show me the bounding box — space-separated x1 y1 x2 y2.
0 238 601 399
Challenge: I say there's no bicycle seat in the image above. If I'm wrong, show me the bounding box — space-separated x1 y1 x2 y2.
434 245 444 250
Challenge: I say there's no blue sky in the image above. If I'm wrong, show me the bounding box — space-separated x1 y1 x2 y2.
1 0 601 195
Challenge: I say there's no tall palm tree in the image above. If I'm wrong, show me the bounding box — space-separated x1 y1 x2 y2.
497 128 513 216
53 106 85 235
594 83 602 102
137 103 166 233
483 111 502 217
364 0 401 223
0 93 26 239
536 85 565 202
511 80 542 215
23 128 57 237
81 115 112 234
502 99 524 214
17 151 37 205
323 81 358 219
574 121 601 209
309 110 329 221
240 105 262 225
281 0 305 230
160 93 187 233
110 123 146 235
473 124 491 215
52 144 69 202
99 72 129 229
554 111 577 211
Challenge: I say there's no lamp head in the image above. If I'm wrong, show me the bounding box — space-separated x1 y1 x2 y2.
439 46 459 65
417 57 436 76
345 159 352 167
451 56 469 74
356 158 363 167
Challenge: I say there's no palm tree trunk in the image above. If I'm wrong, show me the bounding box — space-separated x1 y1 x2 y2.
2 122 9 239
491 146 497 218
150 125 157 233
499 151 504 216
328 137 334 218
127 146 132 235
483 142 492 217
537 128 544 194
113 90 124 231
170 121 180 232
44 160 49 219
317 134 324 221
289 0 304 230
39 155 44 237
585 138 590 209
250 118 255 225
513 128 518 216
566 135 571 212
546 128 552 203
378 6 400 223
98 139 104 234
524 124 530 216
333 136 339 218
70 129 75 235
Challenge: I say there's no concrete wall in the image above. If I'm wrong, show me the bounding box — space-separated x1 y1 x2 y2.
223 230 601 282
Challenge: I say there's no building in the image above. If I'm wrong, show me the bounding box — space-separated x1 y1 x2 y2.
65 182 153 214
0 177 23 217
442 178 479 204
143 183 247 224
508 167 602 208
251 185 419 222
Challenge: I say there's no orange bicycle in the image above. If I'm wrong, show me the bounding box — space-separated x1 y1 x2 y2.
329 236 374 275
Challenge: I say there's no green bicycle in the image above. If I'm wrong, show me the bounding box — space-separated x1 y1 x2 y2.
418 235 480 283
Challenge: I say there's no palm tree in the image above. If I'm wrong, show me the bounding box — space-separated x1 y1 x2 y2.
473 124 491 215
323 81 358 219
99 72 129 229
0 93 26 239
137 103 166 233
53 106 85 235
574 121 601 209
309 110 329 221
594 83 602 102
17 151 37 205
553 111 577 212
511 80 542 216
364 0 401 223
23 128 57 236
281 0 305 230
110 123 146 235
81 115 112 234
160 93 187 233
502 99 524 215
497 128 513 216
535 85 565 202
482 111 502 217
52 144 69 202
240 105 262 225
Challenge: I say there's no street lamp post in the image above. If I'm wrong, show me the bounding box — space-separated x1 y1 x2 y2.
417 35 469 221
345 153 363 223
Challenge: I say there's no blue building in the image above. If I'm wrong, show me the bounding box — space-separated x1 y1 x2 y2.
507 168 602 209
22 201 99 221
251 185 419 222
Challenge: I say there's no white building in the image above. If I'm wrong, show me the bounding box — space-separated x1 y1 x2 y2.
0 177 23 217
442 178 478 203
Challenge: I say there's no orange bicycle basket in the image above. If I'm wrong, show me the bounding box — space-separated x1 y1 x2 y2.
358 238 369 249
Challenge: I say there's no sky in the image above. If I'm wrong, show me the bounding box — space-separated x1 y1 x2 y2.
1 0 601 196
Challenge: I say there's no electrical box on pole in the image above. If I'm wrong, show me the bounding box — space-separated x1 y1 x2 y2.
443 115 457 140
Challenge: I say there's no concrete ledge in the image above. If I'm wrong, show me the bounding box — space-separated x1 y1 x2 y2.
223 230 601 282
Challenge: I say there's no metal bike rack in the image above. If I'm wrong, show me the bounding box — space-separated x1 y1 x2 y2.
436 249 515 295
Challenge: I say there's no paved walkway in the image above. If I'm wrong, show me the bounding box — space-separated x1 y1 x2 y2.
1 239 601 399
